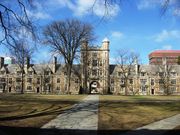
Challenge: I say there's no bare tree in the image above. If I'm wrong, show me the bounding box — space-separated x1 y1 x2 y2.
158 64 174 95
0 0 36 45
93 0 180 18
9 37 34 94
41 66 52 94
116 49 139 95
43 19 94 94
178 56 180 65
161 0 180 16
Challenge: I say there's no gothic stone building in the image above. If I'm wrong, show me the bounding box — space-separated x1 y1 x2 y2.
0 38 180 95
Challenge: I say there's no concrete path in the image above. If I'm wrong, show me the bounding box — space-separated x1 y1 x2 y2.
42 95 99 130
123 114 180 135
137 114 180 130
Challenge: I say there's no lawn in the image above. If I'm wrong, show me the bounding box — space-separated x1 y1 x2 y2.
99 95 180 130
0 94 86 127
0 94 180 131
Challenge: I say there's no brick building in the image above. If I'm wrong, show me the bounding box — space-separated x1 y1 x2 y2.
149 50 180 65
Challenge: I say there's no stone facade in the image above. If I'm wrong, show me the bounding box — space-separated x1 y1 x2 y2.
0 39 180 95
81 38 109 94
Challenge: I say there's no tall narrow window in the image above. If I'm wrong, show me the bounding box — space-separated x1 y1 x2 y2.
92 60 98 66
151 79 154 86
57 78 60 83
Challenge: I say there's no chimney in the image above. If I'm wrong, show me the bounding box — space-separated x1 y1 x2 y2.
0 57 4 68
81 39 88 50
53 56 57 73
134 58 139 75
162 57 167 65
26 57 30 69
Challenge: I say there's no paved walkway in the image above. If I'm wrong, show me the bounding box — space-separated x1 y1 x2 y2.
123 114 180 135
42 95 99 130
137 114 180 130
42 95 180 135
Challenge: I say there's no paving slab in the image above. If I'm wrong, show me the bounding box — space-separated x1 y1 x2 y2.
42 95 99 130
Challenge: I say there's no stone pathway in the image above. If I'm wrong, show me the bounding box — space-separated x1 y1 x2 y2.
42 95 99 130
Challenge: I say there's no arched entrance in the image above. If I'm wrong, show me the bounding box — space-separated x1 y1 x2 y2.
89 81 100 94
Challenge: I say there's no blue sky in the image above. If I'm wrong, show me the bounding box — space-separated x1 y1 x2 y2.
0 0 180 64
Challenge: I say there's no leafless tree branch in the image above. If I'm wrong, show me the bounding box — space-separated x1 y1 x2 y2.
43 19 95 94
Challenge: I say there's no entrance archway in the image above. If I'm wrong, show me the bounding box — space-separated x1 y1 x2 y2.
89 81 100 94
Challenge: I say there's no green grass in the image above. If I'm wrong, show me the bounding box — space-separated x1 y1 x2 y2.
0 94 86 127
99 95 180 130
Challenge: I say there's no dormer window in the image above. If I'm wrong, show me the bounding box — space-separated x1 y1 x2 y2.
159 72 164 77
37 78 40 84
129 79 133 84
45 71 50 75
45 77 50 83
92 60 98 67
141 72 146 76
64 72 67 75
17 71 21 75
27 86 32 90
9 78 12 84
28 71 33 75
99 61 102 66
93 52 97 58
75 79 79 83
171 79 176 85
140 79 147 85
0 71 5 75
92 69 97 76
0 78 5 82
57 78 60 83
170 72 176 77
27 78 32 83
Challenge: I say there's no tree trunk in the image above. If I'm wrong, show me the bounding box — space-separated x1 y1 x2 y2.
125 79 128 95
21 69 24 94
66 64 72 94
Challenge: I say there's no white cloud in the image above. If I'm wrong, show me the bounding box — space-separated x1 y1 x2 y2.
111 31 124 39
27 1 51 20
137 0 163 10
110 57 116 64
173 9 180 16
137 0 180 17
162 45 172 50
154 29 180 42
49 0 120 17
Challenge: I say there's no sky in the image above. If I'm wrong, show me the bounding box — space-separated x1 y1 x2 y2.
0 0 180 64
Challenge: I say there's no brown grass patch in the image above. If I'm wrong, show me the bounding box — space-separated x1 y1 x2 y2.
0 94 86 127
99 95 180 130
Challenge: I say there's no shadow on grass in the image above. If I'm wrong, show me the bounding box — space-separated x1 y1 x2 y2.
98 101 180 131
0 126 179 135
99 100 180 111
0 100 100 122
